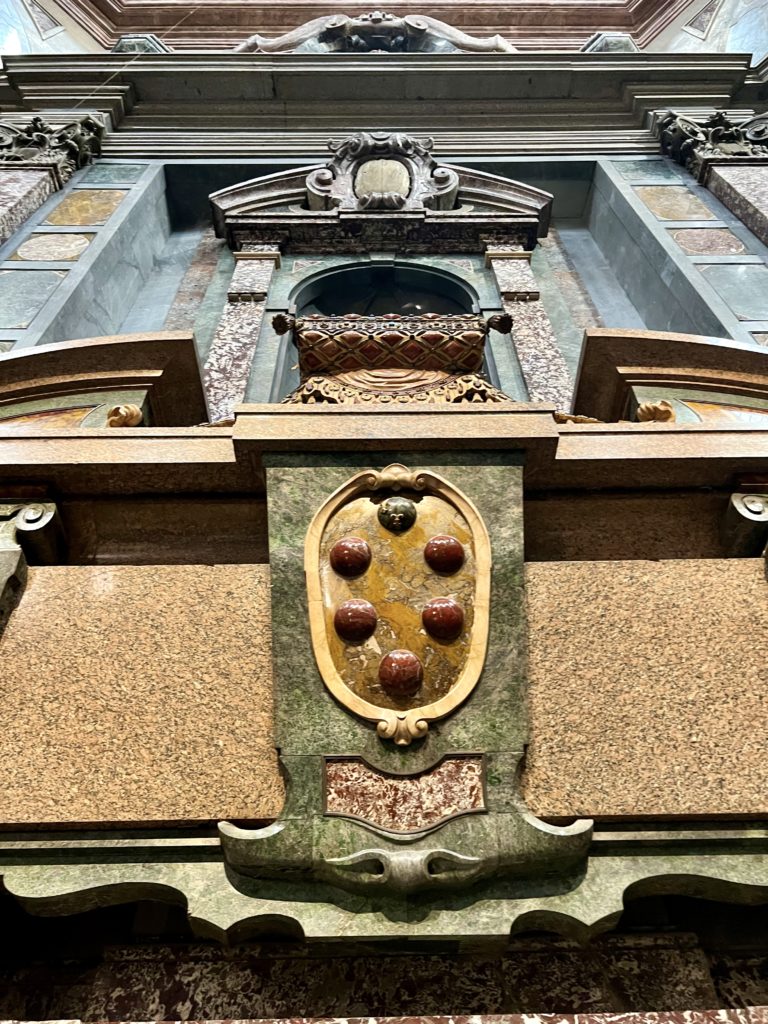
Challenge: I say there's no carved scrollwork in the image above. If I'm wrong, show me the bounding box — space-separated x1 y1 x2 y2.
0 114 104 186
660 109 768 181
106 403 143 427
235 10 515 54
306 131 460 213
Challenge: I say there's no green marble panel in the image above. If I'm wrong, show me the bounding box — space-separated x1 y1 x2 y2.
82 163 148 184
0 269 66 328
700 264 768 320
265 451 526 773
614 160 679 181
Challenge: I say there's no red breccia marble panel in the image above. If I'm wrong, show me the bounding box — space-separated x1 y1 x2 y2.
325 754 485 832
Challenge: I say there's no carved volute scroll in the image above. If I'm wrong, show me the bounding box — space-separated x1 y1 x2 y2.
305 463 491 745
0 114 104 187
306 132 460 213
659 110 768 181
235 11 516 54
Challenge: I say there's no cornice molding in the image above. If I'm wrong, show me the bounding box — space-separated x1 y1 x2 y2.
0 52 751 158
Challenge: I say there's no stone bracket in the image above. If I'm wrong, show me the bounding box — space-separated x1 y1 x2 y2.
0 501 64 635
720 492 768 556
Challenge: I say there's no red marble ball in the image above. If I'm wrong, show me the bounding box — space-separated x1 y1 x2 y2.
424 534 465 575
334 599 377 643
329 536 371 578
378 649 423 697
422 597 465 642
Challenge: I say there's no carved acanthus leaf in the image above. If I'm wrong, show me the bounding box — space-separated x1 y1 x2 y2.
659 109 768 180
0 114 104 186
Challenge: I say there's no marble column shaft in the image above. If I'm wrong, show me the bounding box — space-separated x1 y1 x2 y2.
487 249 574 410
202 247 280 421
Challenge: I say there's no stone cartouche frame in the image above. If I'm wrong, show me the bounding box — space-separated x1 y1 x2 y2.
305 462 491 745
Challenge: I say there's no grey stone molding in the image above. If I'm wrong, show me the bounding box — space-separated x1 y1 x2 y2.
659 109 768 182
235 11 516 54
0 113 104 188
0 52 755 160
581 31 639 51
112 33 172 53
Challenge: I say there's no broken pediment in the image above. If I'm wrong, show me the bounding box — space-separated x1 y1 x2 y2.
210 132 552 253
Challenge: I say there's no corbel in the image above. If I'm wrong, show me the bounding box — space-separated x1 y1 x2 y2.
0 502 65 636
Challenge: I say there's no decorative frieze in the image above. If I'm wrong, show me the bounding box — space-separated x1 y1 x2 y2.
659 110 768 182
274 312 514 405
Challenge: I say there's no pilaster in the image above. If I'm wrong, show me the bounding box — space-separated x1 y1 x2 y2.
486 246 574 409
203 245 281 420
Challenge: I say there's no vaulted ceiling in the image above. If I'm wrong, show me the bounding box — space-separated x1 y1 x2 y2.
46 0 698 51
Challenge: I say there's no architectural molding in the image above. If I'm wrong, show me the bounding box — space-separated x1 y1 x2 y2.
0 53 754 160
211 134 552 251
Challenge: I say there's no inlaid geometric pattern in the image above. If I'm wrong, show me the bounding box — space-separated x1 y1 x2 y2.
295 313 487 378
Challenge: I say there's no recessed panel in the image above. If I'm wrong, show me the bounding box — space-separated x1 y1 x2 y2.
44 188 126 226
700 264 768 320
0 269 66 328
634 186 716 221
669 227 747 256
11 232 94 261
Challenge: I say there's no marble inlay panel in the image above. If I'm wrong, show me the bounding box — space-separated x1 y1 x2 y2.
616 160 679 181
0 168 54 245
0 405 97 428
325 755 485 832
0 269 65 328
0 342 13 352
490 257 539 298
43 188 126 226
10 231 93 261
634 186 716 221
83 162 147 183
699 263 768 320
752 332 768 346
669 227 747 256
